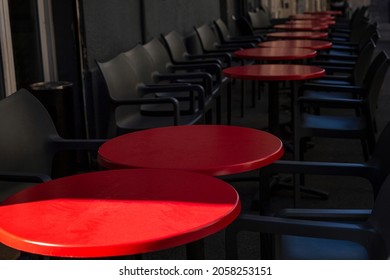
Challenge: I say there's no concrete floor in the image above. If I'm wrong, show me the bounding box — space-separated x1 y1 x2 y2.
140 1 390 260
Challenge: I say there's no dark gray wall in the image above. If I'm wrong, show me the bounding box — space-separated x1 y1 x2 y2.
81 0 221 137
144 0 220 40
83 0 142 66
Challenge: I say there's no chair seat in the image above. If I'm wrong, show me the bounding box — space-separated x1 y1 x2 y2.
301 113 367 138
280 235 369 260
308 79 353 86
303 89 354 99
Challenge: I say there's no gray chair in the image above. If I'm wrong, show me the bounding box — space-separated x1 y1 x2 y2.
0 88 104 201
162 31 234 123
143 38 224 123
227 160 390 259
213 18 262 45
295 51 390 163
97 52 204 136
260 121 390 209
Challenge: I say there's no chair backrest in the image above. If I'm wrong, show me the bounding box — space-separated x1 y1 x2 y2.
162 31 191 63
366 52 390 119
258 5 272 23
353 39 375 86
194 24 219 52
0 89 58 175
349 19 371 44
362 51 388 92
232 16 255 36
248 10 271 29
368 122 390 196
143 38 172 75
357 22 378 48
367 173 390 259
214 18 231 42
122 44 156 84
97 53 143 102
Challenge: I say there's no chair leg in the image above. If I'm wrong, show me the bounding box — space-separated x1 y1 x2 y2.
216 95 222 124
225 226 239 259
241 80 246 118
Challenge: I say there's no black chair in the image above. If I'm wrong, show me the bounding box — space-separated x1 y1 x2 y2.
162 30 232 66
247 10 274 34
331 5 368 30
260 120 390 209
121 44 206 116
226 169 390 259
326 21 379 56
194 23 255 55
213 18 262 45
309 39 375 88
295 51 390 163
0 89 105 201
143 38 225 123
97 53 204 136
162 31 233 123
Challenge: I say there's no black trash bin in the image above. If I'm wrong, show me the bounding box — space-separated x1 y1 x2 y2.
29 81 75 178
29 81 74 139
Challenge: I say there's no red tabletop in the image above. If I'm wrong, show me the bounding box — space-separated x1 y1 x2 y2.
288 19 336 25
223 65 325 135
292 14 334 20
306 11 343 16
223 64 325 81
267 31 328 40
258 39 332 50
234 47 317 61
98 125 284 176
0 169 240 258
273 24 328 31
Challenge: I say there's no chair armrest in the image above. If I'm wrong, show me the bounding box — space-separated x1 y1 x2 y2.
311 60 354 69
228 214 373 244
262 160 376 182
52 138 107 151
169 62 221 74
169 63 222 84
0 171 51 183
186 53 232 67
218 42 256 49
112 96 180 125
139 84 205 111
310 64 354 75
180 57 222 66
227 36 262 43
312 74 352 81
300 83 365 94
297 95 365 108
316 53 358 61
330 41 358 47
276 208 372 221
154 72 213 94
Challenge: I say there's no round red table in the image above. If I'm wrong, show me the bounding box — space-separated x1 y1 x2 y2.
0 169 240 258
285 21 331 26
273 24 328 31
258 39 332 50
267 31 328 40
98 125 284 176
292 14 334 20
234 47 317 61
288 19 336 25
223 64 325 135
306 11 342 16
